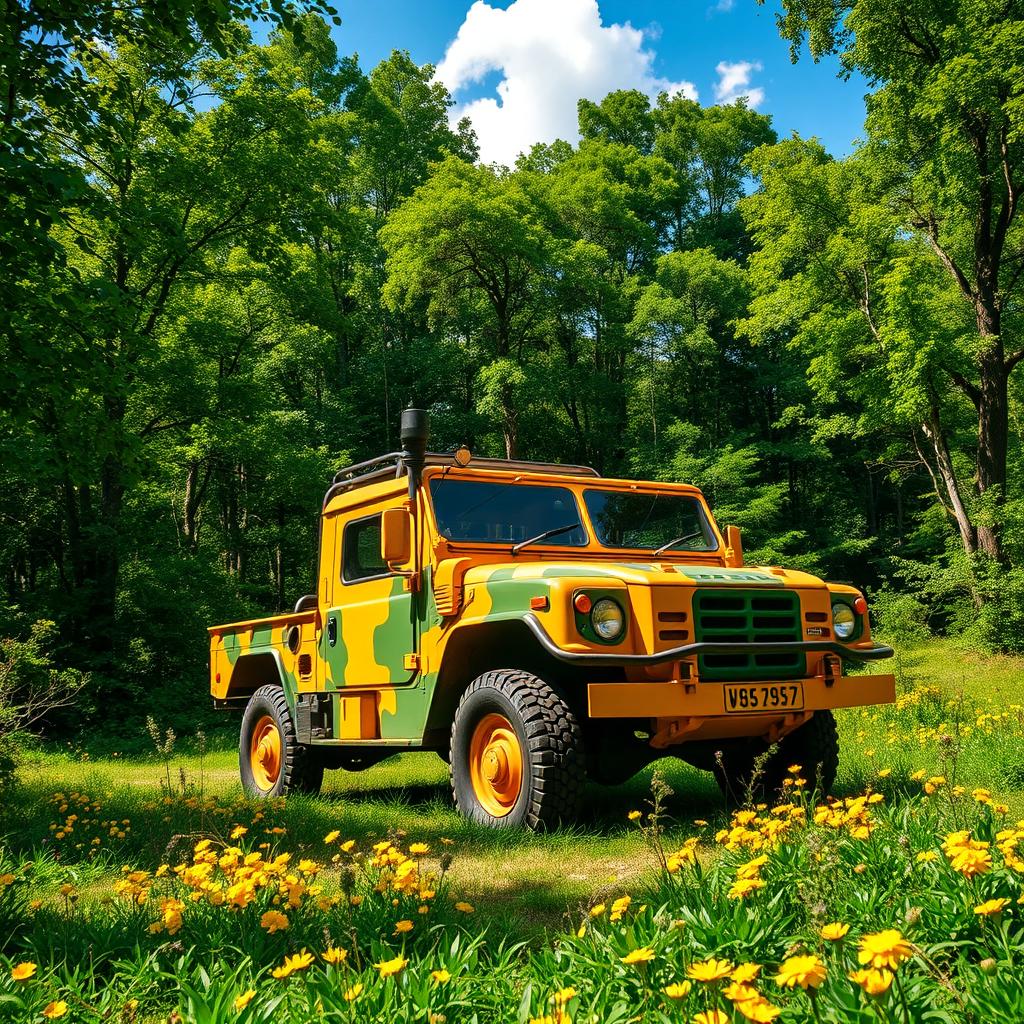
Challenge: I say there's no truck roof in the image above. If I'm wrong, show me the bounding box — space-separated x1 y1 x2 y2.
323 451 600 508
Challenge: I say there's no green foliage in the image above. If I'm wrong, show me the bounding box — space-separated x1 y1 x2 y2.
4 0 1024 740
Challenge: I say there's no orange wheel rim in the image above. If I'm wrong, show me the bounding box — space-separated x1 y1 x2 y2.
250 715 282 791
468 713 523 817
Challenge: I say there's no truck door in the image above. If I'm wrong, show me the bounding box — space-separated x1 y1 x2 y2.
322 495 418 691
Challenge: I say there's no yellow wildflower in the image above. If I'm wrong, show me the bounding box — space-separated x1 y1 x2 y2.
775 954 826 989
857 929 913 970
821 922 850 940
731 963 761 983
322 947 348 965
260 910 289 934
688 958 733 982
431 968 452 984
324 830 340 844
455 901 475 913
42 1002 68 1019
11 962 36 981
233 990 256 1012
343 983 363 1001
271 951 314 979
395 919 414 934
409 842 430 855
849 967 894 995
974 898 1010 916
663 981 692 998
693 1011 729 1024
375 955 409 978
621 947 656 964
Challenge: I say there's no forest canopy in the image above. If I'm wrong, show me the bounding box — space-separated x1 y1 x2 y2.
2 0 1022 729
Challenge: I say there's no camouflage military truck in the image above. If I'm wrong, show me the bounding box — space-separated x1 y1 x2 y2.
210 409 895 829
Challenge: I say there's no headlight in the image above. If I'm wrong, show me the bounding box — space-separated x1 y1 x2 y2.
832 602 856 640
591 598 625 641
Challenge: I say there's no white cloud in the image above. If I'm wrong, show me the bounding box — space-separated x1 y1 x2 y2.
435 0 697 166
712 0 735 11
713 60 764 107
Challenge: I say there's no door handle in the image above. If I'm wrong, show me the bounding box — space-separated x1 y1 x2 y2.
327 615 337 647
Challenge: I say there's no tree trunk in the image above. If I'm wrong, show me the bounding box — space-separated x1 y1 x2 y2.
975 338 1007 562
920 405 977 557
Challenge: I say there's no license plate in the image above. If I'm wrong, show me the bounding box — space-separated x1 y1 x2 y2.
724 682 804 714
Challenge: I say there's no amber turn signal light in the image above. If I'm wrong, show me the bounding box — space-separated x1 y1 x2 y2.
853 596 868 614
573 593 592 613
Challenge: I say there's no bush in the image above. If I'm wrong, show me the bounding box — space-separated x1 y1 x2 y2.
0 621 88 789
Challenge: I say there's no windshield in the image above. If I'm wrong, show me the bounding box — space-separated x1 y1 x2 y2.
429 478 588 547
583 489 716 552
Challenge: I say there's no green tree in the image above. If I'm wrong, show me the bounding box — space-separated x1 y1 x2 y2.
768 0 1024 561
381 157 554 458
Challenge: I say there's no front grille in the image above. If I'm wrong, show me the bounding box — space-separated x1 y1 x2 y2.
692 589 803 681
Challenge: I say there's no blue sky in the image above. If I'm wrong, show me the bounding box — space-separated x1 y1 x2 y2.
327 0 869 164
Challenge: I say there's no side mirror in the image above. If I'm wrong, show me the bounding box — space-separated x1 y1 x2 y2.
724 524 743 568
381 508 412 566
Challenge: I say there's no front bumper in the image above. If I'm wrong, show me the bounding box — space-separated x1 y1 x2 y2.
522 612 894 667
587 672 896 720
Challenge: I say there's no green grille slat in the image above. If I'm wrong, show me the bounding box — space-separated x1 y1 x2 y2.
692 588 804 681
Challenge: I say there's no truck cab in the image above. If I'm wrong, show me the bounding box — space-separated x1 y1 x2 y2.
210 410 895 829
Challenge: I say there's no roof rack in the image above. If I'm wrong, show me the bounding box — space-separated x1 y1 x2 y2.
323 451 600 508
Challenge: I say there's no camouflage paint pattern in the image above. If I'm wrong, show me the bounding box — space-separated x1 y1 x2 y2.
209 464 890 745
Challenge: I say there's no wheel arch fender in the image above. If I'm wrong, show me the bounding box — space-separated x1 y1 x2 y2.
422 618 583 745
224 650 294 706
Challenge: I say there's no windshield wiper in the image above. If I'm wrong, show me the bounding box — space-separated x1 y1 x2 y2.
511 523 582 556
652 531 704 557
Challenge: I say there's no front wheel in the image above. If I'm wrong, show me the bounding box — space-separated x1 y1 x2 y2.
239 685 323 798
450 669 584 830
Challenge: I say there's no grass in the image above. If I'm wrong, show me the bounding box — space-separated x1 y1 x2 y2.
9 638 1024 938
3 637 1024 1021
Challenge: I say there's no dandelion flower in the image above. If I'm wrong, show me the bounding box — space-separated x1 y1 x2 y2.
821 922 850 941
394 919 414 934
375 955 409 978
628 810 642 822
323 830 340 844
552 986 576 1004
688 958 733 982
11 962 36 981
775 954 826 989
343 983 363 1001
42 1002 68 1019
322 947 347 965
589 903 606 918
409 843 430 855
230 826 247 840
621 947 656 965
857 929 913 970
233 990 256 1012
431 969 452 984
455 901 475 913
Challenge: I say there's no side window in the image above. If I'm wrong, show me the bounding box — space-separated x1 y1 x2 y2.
341 514 388 583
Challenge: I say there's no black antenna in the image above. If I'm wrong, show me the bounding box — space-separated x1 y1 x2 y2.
400 407 430 499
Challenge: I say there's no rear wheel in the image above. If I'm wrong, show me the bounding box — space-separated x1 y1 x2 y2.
239 685 323 797
450 669 584 830
713 711 839 808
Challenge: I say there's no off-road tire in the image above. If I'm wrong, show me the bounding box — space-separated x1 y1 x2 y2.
713 710 839 808
450 669 585 830
239 685 324 797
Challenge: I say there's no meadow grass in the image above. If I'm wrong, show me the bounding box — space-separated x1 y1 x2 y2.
2 638 1024 1021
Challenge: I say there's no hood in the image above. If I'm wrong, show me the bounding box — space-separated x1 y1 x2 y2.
460 560 827 590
